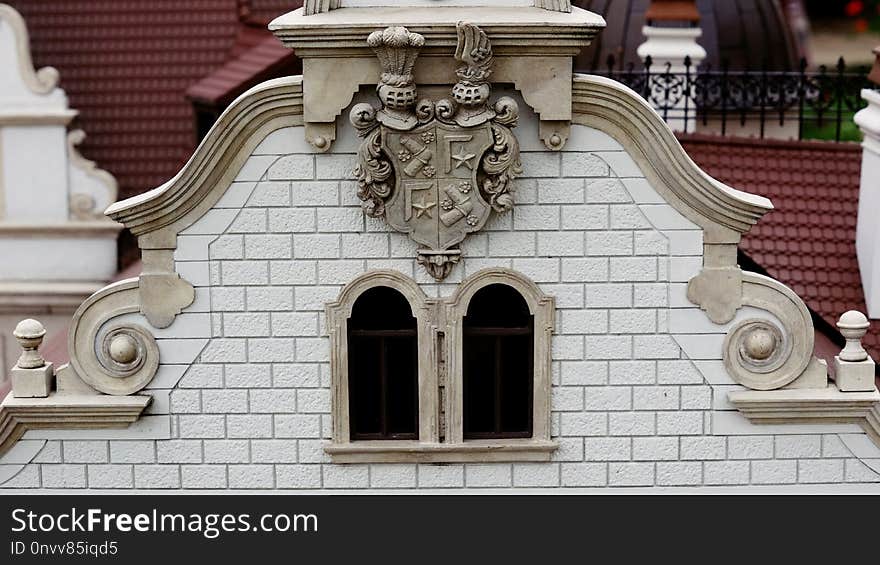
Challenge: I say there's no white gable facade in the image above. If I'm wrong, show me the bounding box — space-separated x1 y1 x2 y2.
1 2 878 491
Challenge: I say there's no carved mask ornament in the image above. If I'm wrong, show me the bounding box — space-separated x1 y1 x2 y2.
351 23 522 280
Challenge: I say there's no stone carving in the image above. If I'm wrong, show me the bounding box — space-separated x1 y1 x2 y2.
351 23 521 280
721 273 820 391
68 279 160 396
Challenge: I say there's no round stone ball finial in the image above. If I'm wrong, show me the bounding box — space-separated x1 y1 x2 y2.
108 334 139 364
743 327 777 361
13 318 47 369
837 310 870 362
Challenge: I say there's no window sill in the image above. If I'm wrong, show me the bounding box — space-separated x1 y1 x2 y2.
324 439 559 463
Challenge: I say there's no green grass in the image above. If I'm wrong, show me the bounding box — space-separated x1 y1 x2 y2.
801 113 864 142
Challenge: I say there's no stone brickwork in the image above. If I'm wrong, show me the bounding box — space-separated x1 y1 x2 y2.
3 105 880 489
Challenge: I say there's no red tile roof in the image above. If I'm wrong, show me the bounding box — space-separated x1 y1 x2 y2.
186 24 298 107
679 134 879 361
246 0 303 24
11 1 242 201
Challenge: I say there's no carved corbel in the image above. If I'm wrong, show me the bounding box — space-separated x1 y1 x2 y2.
687 266 743 324
139 249 195 329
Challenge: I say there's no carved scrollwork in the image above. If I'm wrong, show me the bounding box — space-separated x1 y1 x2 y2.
68 279 160 396
349 22 522 280
353 126 393 218
721 272 818 391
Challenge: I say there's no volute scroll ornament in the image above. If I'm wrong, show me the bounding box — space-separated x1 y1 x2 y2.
351 22 522 280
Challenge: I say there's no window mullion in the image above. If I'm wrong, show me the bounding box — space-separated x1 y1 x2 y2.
494 335 503 436
380 335 388 438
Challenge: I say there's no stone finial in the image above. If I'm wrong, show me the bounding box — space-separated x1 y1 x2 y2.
869 47 880 86
10 318 54 398
837 310 870 362
833 310 875 392
13 318 47 369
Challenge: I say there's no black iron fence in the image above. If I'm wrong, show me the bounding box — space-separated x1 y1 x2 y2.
590 56 875 142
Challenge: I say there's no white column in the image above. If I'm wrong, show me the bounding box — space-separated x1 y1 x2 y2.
636 26 706 133
855 88 880 319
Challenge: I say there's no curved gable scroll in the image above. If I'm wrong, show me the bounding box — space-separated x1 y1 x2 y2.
572 74 775 327
105 76 304 244
104 76 304 328
571 74 772 243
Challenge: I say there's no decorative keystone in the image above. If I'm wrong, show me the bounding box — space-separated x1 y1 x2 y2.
11 318 54 398
833 311 875 392
13 318 47 369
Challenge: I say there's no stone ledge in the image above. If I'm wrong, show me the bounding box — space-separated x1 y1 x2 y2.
728 386 880 447
0 393 152 457
325 439 558 463
271 6 605 57
0 222 122 238
0 282 107 313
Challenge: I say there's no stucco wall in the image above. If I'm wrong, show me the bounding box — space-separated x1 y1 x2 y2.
3 97 880 490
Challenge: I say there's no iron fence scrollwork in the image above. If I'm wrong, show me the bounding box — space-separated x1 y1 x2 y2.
595 55 874 142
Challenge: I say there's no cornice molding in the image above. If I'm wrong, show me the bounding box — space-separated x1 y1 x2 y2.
0 110 77 126
0 222 121 238
571 74 772 242
729 387 880 447
302 0 571 16
0 393 151 457
0 281 106 314
271 7 603 58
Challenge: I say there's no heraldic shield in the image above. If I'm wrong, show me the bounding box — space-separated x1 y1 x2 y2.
350 23 522 280
383 122 494 251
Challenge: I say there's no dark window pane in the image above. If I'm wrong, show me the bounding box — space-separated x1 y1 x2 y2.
463 334 497 436
348 286 418 441
386 335 419 435
463 284 534 439
500 333 532 434
349 286 416 331
349 335 382 436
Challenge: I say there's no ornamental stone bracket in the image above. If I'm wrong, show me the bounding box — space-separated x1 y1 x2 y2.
269 3 605 152
351 23 522 280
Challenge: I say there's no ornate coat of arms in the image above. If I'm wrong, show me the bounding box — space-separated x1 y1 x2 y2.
350 23 522 280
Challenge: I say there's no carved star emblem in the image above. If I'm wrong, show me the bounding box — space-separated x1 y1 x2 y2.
412 198 436 219
451 147 477 170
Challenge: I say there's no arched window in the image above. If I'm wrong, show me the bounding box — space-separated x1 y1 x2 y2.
463 284 534 439
347 286 419 440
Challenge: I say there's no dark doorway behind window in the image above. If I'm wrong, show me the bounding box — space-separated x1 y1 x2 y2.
347 287 419 440
463 284 534 439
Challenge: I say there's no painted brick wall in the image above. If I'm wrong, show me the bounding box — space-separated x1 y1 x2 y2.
3 105 880 489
